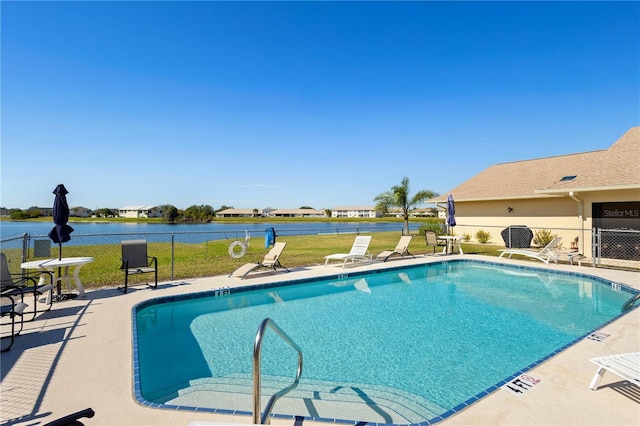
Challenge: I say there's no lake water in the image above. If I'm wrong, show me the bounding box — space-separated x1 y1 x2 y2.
0 221 423 245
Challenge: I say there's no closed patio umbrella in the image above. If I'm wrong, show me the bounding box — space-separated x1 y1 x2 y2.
446 194 456 234
48 184 74 298
48 184 74 255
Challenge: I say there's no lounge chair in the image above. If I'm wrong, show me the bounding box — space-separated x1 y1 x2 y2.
374 235 415 261
1 252 54 321
229 242 289 279
425 230 446 255
324 236 372 268
589 352 640 390
498 237 563 264
119 240 158 293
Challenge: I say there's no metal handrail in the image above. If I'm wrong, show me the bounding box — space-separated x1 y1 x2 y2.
253 318 303 425
622 292 640 313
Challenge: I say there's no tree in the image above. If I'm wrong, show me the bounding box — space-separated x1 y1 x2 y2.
9 209 28 220
183 204 215 222
374 176 439 235
94 208 115 218
159 204 179 222
26 208 43 218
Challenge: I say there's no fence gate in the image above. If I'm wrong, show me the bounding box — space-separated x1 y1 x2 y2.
594 227 640 268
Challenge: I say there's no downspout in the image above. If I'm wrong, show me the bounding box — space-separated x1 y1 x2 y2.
569 191 584 254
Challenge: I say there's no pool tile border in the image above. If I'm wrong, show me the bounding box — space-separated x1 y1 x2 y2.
130 259 639 426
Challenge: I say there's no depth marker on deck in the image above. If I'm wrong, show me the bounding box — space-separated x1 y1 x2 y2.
501 374 540 395
586 331 610 342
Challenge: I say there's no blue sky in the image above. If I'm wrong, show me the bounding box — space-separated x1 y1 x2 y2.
2 1 638 211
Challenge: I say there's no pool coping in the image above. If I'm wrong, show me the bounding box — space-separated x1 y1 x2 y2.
130 258 640 426
2 254 638 426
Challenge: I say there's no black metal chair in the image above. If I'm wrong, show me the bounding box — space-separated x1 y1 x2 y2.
1 291 28 352
1 252 54 321
119 240 158 293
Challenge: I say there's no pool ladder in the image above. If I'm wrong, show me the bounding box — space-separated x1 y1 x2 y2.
622 292 640 313
253 318 303 424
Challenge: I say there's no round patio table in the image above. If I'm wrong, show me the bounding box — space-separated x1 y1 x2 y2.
437 236 465 255
21 257 94 303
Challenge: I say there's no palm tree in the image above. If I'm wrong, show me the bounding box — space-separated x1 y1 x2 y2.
374 176 439 235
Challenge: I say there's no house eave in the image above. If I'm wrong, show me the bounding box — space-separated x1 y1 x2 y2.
534 183 640 195
434 194 560 206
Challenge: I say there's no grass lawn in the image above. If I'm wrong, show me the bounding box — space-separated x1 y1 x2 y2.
5 231 505 290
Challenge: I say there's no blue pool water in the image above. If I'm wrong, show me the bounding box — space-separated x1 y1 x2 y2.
133 260 637 424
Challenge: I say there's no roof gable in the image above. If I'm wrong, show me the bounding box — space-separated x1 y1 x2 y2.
435 127 639 202
119 205 158 211
216 208 263 215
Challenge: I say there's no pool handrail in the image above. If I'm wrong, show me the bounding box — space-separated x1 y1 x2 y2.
622 291 640 312
253 317 303 424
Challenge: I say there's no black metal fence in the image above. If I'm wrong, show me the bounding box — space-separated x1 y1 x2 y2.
594 228 640 265
1 224 638 287
0 223 409 285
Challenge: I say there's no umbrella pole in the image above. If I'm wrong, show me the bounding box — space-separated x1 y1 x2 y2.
57 243 62 298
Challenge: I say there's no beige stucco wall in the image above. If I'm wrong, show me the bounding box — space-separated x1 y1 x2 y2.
450 189 639 258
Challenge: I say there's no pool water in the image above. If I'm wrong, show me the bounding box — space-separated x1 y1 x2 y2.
133 260 637 424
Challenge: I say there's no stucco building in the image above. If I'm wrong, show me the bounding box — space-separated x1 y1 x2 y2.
118 205 161 219
432 127 639 260
331 206 381 218
70 206 93 218
215 208 267 218
266 209 327 218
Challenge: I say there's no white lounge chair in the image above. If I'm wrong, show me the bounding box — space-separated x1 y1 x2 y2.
589 352 640 390
230 242 289 279
374 235 414 262
324 236 372 268
498 236 563 264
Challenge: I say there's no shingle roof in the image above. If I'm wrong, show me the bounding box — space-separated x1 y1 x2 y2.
269 209 325 215
432 127 639 202
216 208 263 214
119 205 158 210
332 206 377 210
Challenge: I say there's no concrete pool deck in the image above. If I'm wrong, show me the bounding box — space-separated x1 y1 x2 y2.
1 254 639 426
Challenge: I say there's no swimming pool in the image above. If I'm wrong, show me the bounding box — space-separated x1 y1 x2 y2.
133 259 638 425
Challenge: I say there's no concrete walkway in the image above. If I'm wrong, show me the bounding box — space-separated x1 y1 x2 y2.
1 255 638 426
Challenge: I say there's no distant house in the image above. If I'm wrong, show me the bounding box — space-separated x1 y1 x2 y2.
118 205 161 219
27 207 53 217
69 206 93 218
266 208 327 218
431 127 640 259
385 208 404 218
411 208 436 217
380 207 435 218
331 206 381 218
215 208 266 218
